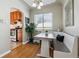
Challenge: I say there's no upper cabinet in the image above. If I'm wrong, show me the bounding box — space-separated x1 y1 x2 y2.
10 11 22 24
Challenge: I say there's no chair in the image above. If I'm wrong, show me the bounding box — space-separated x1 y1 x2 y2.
49 40 54 57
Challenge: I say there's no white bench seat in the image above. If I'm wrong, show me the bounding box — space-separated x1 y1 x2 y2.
53 40 70 53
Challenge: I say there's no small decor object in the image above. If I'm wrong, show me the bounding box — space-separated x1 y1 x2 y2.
45 30 48 36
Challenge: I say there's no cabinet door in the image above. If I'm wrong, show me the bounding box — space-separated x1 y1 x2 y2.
15 11 22 20
10 11 22 24
10 12 14 24
17 29 22 42
13 11 17 22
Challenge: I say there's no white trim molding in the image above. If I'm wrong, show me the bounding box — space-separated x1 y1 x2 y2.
22 41 29 45
0 50 11 57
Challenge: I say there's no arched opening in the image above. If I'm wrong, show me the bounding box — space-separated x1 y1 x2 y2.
10 8 23 50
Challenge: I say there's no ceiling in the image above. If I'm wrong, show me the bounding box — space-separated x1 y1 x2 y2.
23 0 65 7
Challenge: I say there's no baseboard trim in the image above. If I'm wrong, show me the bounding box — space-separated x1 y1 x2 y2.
22 41 29 44
0 50 11 57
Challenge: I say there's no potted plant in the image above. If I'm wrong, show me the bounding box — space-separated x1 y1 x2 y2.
25 23 35 43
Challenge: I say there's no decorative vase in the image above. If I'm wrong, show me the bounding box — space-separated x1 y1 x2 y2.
45 30 48 36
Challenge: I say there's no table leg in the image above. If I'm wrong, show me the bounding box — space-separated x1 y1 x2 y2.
37 39 50 57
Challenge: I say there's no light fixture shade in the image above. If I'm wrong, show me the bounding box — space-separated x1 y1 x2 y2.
39 2 43 6
53 0 56 3
32 3 37 7
37 6 41 9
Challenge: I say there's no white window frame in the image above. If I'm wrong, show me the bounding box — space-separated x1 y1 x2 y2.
34 13 53 31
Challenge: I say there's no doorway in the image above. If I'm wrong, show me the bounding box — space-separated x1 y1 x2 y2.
10 8 23 50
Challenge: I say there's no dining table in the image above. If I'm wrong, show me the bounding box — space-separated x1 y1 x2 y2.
34 33 55 57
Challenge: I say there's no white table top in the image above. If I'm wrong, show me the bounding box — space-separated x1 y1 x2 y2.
34 33 55 40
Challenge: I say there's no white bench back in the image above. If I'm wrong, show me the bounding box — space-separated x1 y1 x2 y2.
63 33 75 52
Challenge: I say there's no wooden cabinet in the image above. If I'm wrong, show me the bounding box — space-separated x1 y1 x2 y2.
17 29 22 42
10 11 22 24
10 10 22 42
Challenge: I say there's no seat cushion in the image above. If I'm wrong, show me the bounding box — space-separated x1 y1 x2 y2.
53 40 70 53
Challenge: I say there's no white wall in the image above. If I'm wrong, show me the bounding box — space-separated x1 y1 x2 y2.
0 0 29 55
30 3 63 31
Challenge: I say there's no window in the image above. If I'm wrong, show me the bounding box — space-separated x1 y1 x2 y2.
34 13 53 31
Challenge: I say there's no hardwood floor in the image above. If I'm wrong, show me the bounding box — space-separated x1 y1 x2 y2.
10 41 22 50
3 43 40 58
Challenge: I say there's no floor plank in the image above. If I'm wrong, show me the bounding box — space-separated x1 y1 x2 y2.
3 43 40 58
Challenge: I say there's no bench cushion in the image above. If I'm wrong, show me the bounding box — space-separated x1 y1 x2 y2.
53 40 70 53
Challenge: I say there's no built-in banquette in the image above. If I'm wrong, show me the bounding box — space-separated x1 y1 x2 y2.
53 32 78 58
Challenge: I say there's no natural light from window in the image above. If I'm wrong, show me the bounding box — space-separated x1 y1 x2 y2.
34 13 53 31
